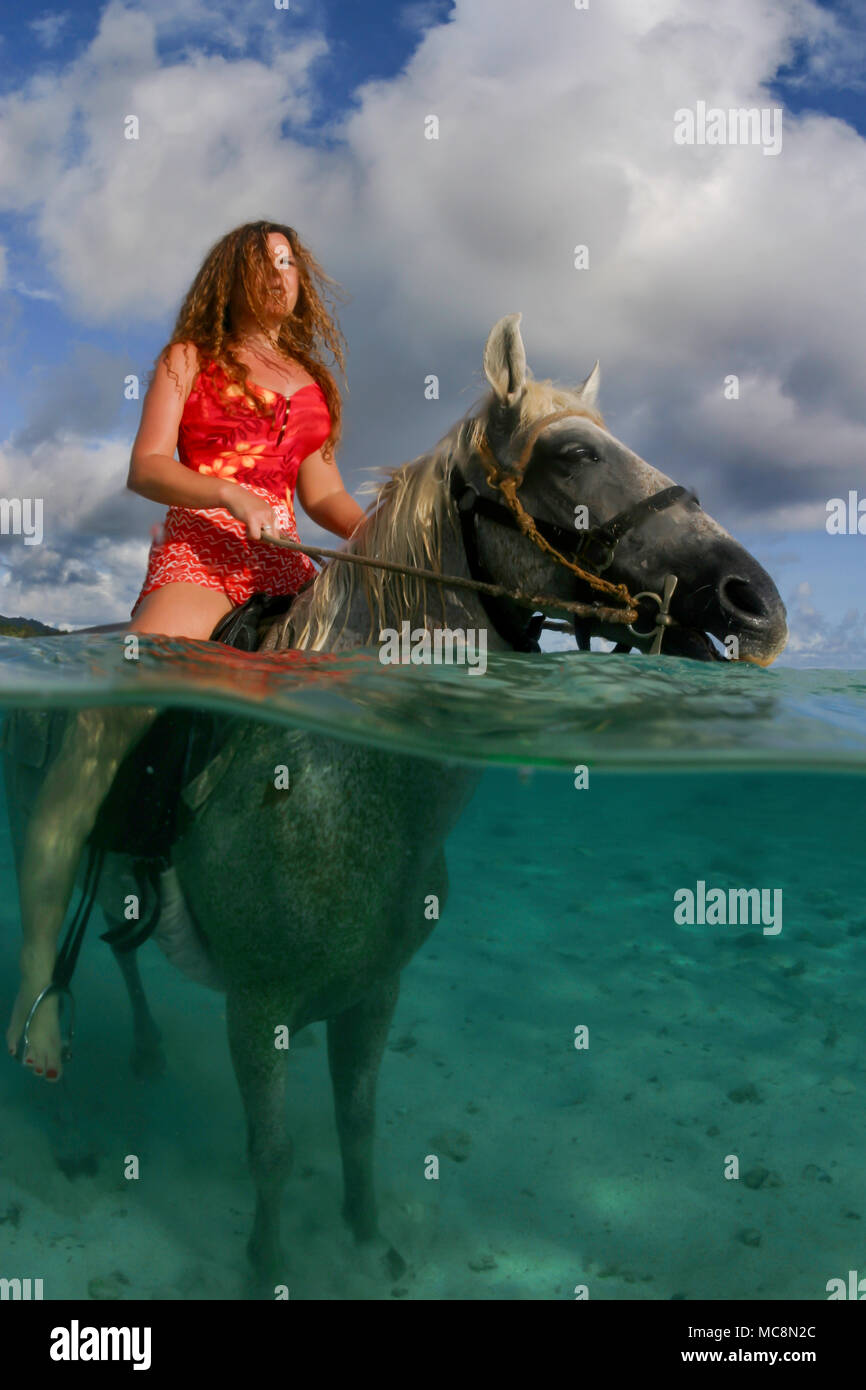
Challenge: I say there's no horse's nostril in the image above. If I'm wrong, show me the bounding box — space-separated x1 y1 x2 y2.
720 575 768 620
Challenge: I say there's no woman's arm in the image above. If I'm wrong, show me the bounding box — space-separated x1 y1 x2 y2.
296 451 366 539
127 343 232 511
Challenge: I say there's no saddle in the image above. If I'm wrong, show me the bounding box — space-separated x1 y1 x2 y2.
86 590 299 863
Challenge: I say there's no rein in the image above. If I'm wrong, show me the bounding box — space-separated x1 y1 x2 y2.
261 533 639 627
262 408 697 653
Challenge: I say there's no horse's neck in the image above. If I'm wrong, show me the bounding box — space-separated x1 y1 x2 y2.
269 492 513 655
326 514 512 653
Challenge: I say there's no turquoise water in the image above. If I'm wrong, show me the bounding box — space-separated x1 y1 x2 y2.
0 634 864 1300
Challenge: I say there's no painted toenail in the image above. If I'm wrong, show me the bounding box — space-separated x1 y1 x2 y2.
46 1069 58 1078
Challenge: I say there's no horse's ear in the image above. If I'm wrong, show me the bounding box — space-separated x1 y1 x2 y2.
577 360 601 410
483 313 527 406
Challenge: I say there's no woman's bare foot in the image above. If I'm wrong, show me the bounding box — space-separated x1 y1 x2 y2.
6 955 63 1081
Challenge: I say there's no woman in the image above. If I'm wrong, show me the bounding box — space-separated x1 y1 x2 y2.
6 220 365 1081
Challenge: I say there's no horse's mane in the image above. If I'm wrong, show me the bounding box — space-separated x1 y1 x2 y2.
269 375 605 651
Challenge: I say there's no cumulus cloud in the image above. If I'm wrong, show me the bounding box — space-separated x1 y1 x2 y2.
8 342 136 450
29 13 72 50
1 0 865 627
12 282 59 301
0 535 152 629
0 4 329 321
783 581 866 666
398 1 453 33
0 434 157 625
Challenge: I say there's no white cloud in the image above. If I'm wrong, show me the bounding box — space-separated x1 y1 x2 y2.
29 13 72 50
0 533 151 629
0 4 329 321
0 434 155 625
760 502 829 532
783 588 866 666
12 281 59 301
398 2 451 33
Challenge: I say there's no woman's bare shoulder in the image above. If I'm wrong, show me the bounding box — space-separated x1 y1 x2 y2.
154 341 204 400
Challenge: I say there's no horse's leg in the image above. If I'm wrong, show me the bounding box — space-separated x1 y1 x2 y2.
226 984 292 1288
327 972 400 1244
109 944 166 1079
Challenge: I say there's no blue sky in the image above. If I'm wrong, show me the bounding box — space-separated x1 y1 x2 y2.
0 0 864 665
769 0 866 135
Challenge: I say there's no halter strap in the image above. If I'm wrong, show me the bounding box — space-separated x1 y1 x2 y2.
475 428 635 608
451 410 698 651
574 484 698 573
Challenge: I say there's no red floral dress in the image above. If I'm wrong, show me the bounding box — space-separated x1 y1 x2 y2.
131 356 330 614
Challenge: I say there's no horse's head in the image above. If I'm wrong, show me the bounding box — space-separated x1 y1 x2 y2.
457 314 787 665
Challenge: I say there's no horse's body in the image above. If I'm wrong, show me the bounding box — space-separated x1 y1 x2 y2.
173 727 478 1276
2 315 787 1290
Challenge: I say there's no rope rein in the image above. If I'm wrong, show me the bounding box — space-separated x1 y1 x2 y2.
262 533 638 624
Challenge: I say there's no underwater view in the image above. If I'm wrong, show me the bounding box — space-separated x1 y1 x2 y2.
1 635 863 1301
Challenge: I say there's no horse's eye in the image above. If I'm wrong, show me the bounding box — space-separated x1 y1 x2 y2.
560 443 597 463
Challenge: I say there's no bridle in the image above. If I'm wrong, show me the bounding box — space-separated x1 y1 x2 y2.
450 408 701 654
263 405 705 656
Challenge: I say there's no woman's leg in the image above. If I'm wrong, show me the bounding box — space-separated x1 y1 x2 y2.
5 584 233 1080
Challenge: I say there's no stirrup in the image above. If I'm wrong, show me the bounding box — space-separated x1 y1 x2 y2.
16 983 75 1066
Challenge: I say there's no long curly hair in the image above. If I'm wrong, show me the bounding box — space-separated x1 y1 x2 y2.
153 220 348 461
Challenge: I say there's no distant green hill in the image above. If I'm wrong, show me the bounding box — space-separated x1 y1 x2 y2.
0 614 63 637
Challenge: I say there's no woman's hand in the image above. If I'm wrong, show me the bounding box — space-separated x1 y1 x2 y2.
220 485 279 542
